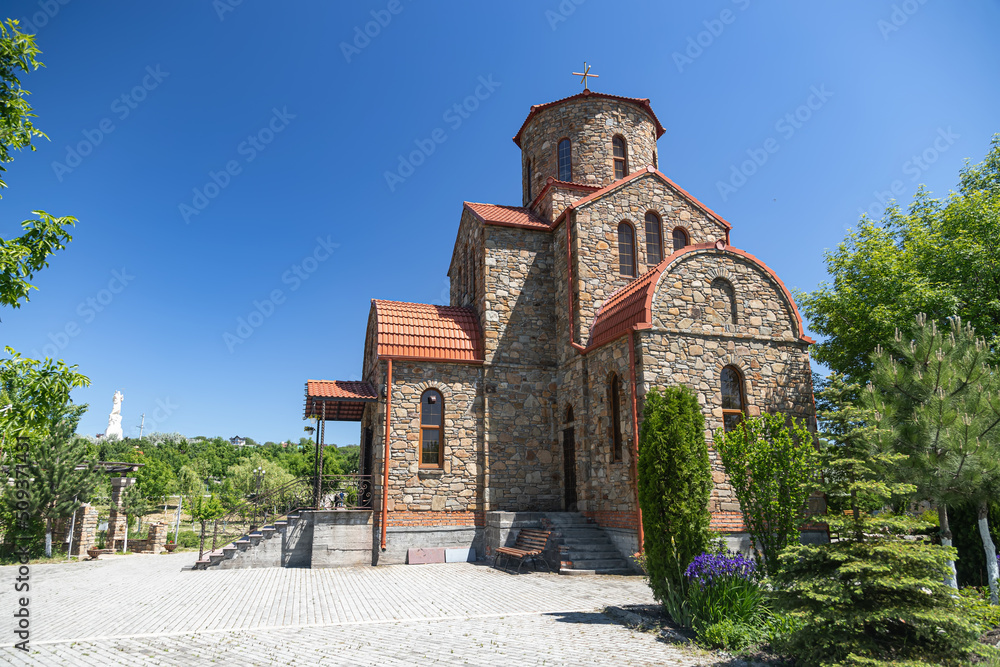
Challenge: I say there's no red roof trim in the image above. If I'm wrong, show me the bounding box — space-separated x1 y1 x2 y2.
587 244 814 350
513 90 666 147
463 202 551 231
556 166 732 232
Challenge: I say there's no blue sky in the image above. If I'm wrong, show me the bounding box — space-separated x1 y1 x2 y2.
4 1 999 445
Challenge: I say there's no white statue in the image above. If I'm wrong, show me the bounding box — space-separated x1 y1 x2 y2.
105 390 124 440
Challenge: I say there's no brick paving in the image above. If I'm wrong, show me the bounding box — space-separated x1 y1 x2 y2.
1 553 713 665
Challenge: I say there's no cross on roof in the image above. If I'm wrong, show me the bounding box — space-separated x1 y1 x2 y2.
572 62 599 91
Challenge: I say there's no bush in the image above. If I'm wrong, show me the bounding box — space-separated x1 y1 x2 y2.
699 618 765 651
637 386 712 626
167 530 200 548
775 530 981 666
957 586 1000 635
713 412 818 576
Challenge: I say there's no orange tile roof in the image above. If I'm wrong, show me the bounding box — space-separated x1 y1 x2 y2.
372 300 483 362
513 90 666 147
304 380 377 421
588 243 815 349
464 202 551 230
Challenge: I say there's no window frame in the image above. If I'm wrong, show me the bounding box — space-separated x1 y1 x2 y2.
419 389 445 468
558 137 572 182
671 226 689 253
720 366 746 433
609 374 624 462
612 135 628 179
617 221 637 278
644 211 664 265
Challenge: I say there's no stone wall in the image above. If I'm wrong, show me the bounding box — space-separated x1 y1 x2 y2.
127 522 169 554
519 94 659 203
52 504 98 556
637 249 814 513
572 173 730 344
449 208 485 314
482 224 556 367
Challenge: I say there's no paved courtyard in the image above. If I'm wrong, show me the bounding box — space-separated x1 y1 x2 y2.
1 552 716 665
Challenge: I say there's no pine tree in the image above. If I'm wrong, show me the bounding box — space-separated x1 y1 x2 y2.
637 386 712 625
774 372 980 666
866 313 1000 595
12 403 99 557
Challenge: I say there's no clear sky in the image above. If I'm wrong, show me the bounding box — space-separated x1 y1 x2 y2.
3 1 999 446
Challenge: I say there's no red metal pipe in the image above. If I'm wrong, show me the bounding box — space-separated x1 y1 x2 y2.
380 359 392 551
628 329 644 552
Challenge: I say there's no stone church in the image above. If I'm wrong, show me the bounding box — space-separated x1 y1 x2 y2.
305 87 815 568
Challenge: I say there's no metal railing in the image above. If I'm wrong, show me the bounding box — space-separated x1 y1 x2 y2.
203 474 373 552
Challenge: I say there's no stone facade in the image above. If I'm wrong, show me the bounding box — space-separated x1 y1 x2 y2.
350 89 815 564
518 93 660 203
52 503 99 556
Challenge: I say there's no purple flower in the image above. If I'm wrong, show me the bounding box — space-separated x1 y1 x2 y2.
684 550 757 587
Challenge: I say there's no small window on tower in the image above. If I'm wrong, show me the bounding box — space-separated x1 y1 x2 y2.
558 138 572 181
613 135 628 179
527 159 533 200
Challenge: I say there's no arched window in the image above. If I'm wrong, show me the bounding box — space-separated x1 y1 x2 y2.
564 405 574 423
617 222 636 277
653 150 658 169
672 227 689 252
720 366 745 433
608 374 623 462
711 278 737 325
613 135 628 179
645 211 663 265
558 138 572 181
420 389 444 467
526 158 533 200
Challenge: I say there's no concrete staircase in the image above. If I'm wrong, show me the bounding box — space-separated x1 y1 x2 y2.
193 512 303 570
543 512 633 576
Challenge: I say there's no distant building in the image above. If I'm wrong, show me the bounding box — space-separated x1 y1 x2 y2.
229 436 247 447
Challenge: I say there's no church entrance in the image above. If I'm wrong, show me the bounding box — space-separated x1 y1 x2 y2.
562 426 577 510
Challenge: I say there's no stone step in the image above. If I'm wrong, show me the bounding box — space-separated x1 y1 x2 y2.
543 515 594 525
559 567 632 576
561 557 630 570
558 531 615 542
562 550 622 561
558 542 618 553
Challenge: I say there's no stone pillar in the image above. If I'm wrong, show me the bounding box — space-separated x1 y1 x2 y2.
106 476 135 551
146 522 168 554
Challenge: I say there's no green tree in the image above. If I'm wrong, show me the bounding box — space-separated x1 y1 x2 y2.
796 135 1000 383
5 403 99 557
188 493 225 560
866 314 1000 595
774 388 980 666
714 413 818 577
0 20 86 452
637 386 711 626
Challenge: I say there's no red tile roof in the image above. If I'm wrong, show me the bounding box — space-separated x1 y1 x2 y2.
513 90 666 147
372 300 483 362
588 243 815 349
304 380 377 421
464 202 551 230
558 166 732 231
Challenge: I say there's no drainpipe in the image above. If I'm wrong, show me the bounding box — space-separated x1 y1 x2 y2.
628 329 644 552
380 359 393 551
564 214 587 354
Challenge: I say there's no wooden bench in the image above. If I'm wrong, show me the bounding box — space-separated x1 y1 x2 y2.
493 528 552 574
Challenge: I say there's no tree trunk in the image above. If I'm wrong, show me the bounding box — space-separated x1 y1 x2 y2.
211 519 218 551
198 520 206 560
939 504 958 589
44 518 53 558
124 516 129 554
978 501 999 604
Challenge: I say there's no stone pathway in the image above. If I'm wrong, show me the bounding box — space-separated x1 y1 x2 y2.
1 553 714 665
